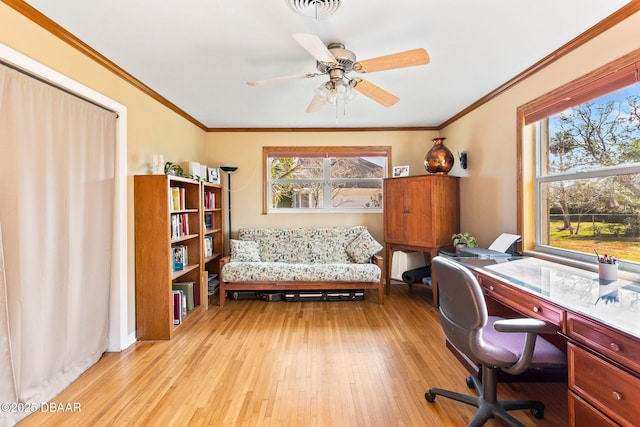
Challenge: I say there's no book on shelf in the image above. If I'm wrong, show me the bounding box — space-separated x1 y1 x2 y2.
173 282 195 311
181 292 187 318
172 245 188 271
204 235 214 257
182 213 189 235
170 187 179 211
172 290 182 325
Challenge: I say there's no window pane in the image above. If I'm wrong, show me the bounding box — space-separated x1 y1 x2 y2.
265 146 389 213
331 182 383 209
270 157 324 180
330 157 385 179
540 174 640 262
271 183 324 208
543 85 640 176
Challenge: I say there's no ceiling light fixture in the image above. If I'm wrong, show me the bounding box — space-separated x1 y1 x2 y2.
286 0 341 19
312 69 356 117
305 43 357 117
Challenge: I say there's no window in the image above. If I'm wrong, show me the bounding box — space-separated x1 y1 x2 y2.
263 146 390 213
519 50 640 269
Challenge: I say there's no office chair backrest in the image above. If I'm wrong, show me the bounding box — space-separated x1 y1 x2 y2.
431 256 490 361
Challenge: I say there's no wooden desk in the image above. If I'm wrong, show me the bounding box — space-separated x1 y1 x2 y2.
450 257 640 427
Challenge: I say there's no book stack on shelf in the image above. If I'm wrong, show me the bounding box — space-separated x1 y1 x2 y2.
208 273 219 296
170 186 186 211
172 281 198 325
204 212 214 231
172 245 188 271
203 190 216 209
203 236 214 258
171 214 190 239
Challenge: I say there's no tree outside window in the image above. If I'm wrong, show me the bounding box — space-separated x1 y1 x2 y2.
535 84 640 263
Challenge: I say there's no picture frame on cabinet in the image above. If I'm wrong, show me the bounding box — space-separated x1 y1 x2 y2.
393 166 409 177
208 167 220 184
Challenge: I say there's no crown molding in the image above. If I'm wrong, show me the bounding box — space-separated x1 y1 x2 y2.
4 0 639 133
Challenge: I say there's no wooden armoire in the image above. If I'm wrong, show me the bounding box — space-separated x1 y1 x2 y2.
383 175 460 306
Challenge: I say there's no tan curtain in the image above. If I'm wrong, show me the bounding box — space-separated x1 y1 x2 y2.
0 63 117 426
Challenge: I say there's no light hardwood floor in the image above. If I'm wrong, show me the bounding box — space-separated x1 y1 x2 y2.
18 284 567 426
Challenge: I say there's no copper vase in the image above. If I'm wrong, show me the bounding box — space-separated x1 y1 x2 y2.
424 137 454 174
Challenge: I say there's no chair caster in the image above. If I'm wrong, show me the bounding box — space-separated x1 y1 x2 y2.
531 407 544 419
465 375 475 389
425 391 436 402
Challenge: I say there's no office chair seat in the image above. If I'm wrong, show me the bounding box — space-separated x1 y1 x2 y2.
481 316 567 368
425 256 567 427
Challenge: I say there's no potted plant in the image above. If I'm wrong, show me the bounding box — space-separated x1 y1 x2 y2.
452 232 477 249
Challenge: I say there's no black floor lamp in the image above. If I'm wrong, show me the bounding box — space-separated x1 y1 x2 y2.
220 165 238 254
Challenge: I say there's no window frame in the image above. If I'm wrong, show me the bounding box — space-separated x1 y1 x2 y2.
262 146 391 214
517 48 640 269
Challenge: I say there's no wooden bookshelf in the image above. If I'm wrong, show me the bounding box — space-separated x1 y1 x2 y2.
134 174 205 340
202 181 223 304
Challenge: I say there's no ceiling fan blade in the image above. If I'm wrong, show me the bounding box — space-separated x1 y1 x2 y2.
306 94 325 113
350 78 399 107
292 33 337 64
247 72 318 86
353 48 430 73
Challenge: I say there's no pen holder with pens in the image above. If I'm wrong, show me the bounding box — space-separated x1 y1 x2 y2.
598 259 618 281
598 255 618 280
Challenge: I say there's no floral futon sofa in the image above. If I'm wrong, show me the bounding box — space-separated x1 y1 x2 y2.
219 226 384 306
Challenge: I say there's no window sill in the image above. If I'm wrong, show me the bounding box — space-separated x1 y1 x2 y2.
523 250 640 283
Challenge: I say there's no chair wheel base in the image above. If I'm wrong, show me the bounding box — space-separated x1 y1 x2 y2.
466 375 475 389
531 407 544 419
425 379 546 427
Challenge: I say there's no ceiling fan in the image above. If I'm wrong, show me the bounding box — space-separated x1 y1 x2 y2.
247 34 430 113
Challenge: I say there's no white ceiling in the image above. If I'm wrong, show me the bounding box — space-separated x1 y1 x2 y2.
24 0 631 129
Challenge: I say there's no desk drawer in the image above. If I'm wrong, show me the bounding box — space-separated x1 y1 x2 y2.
567 312 640 373
568 391 618 427
479 276 564 327
569 343 640 426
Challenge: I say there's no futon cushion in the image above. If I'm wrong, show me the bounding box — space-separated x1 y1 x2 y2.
221 262 381 282
345 230 383 263
230 239 261 262
238 226 369 263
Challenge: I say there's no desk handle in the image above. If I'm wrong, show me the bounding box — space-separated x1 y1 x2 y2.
610 342 621 352
532 306 541 313
489 285 495 291
612 391 623 401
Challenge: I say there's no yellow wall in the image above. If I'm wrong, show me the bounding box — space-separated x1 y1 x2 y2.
205 130 439 245
441 11 640 247
0 3 208 336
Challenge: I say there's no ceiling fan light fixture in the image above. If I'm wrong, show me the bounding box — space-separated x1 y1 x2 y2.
315 78 355 106
286 0 341 19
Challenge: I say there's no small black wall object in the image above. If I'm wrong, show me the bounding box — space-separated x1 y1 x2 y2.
458 152 468 169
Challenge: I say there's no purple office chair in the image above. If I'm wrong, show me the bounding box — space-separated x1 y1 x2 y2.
425 256 567 427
